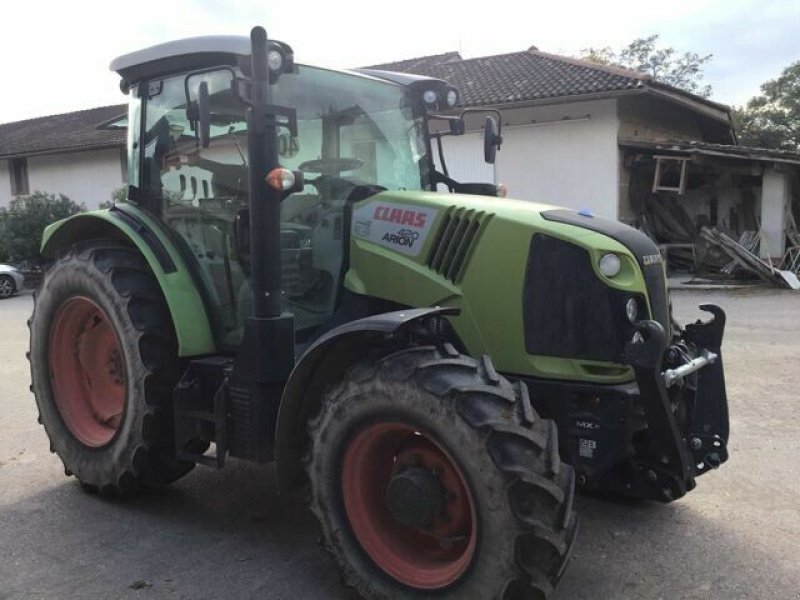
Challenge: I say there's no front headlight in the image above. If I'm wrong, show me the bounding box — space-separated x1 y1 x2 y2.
598 253 621 277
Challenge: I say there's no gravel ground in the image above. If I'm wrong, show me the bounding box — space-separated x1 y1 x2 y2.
1 288 798 599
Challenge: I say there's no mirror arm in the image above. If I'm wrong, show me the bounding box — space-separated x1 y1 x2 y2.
460 108 503 138
431 169 457 192
430 133 451 180
427 114 466 136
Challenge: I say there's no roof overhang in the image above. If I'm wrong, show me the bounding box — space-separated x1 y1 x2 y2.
454 87 730 124
643 85 731 125
0 142 124 161
619 138 800 167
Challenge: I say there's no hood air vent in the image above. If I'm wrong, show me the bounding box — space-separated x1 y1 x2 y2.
427 207 491 282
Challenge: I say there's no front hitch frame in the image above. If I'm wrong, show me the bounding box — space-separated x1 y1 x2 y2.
623 320 695 501
621 304 729 501
682 304 730 475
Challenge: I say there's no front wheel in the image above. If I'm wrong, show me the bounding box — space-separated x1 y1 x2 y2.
29 242 195 495
306 346 578 599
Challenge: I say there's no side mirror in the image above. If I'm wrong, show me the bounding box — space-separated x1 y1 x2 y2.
184 68 235 149
484 116 502 164
197 81 211 148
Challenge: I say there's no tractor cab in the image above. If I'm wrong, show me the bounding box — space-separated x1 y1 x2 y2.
112 35 497 348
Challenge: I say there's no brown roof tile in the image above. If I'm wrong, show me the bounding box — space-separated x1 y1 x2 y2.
0 104 126 158
364 49 669 107
365 51 463 73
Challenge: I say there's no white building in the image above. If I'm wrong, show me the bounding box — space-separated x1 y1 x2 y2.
370 50 800 263
2 48 798 263
0 105 127 210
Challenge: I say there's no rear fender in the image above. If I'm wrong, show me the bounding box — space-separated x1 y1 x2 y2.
40 205 215 356
274 306 458 493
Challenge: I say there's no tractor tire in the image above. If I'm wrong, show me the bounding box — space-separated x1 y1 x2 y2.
29 242 195 495
0 274 16 299
306 345 578 600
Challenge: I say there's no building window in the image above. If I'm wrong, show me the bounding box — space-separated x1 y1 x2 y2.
651 155 689 195
10 157 29 196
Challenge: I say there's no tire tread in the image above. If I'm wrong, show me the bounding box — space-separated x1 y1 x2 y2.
29 242 192 496
305 345 578 599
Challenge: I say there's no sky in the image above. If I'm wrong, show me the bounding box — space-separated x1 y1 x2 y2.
0 0 797 124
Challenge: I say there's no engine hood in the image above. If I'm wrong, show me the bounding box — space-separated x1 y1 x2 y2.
346 190 665 384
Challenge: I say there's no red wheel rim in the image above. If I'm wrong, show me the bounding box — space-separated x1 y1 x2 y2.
342 422 477 590
48 296 126 447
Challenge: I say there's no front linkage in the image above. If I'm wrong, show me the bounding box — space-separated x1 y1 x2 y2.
526 303 729 503
619 303 729 502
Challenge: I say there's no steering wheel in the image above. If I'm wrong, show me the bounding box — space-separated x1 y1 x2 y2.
305 174 358 203
305 173 386 207
298 157 364 173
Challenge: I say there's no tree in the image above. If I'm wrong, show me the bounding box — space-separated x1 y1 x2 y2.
97 186 127 210
0 217 8 263
581 34 713 98
734 61 800 152
0 192 84 266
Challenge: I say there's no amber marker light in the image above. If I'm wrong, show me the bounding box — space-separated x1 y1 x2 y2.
266 168 295 191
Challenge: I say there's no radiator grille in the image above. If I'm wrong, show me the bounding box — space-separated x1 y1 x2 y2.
427 207 490 282
523 234 642 362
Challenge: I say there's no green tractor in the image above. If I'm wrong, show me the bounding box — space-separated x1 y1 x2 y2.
29 27 729 599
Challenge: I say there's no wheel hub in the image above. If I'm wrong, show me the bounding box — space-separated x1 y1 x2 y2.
341 422 477 590
48 296 126 447
387 467 446 529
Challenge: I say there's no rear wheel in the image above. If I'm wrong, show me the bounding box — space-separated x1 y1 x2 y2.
0 274 16 298
29 242 195 495
306 346 578 599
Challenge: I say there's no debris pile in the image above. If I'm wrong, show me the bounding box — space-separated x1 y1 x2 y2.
639 196 696 243
720 231 759 276
700 228 800 290
635 194 800 289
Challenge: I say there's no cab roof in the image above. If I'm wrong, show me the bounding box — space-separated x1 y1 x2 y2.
110 35 446 90
110 35 253 85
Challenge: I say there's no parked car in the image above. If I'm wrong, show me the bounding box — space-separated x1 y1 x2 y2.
0 265 25 298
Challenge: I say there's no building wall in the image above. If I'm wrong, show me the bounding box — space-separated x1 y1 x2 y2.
618 95 733 145
494 100 620 218
433 131 496 186
4 148 125 210
617 96 705 142
761 168 790 260
0 160 10 209
434 100 620 217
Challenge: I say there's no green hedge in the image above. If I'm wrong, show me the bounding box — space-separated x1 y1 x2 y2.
0 192 84 267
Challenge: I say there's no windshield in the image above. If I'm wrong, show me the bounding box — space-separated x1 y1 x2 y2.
137 64 429 346
274 66 430 191
140 65 430 200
